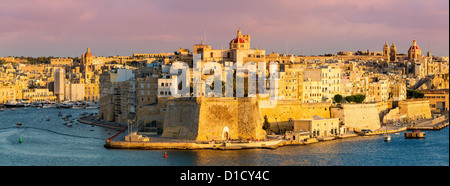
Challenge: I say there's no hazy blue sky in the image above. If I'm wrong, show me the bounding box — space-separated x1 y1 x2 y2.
0 0 448 57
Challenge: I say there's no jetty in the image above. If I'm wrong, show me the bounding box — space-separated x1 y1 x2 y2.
406 115 449 130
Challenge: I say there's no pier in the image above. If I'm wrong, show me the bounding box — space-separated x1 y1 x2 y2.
105 138 286 150
406 115 449 130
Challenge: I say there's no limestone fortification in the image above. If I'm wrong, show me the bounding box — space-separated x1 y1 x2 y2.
157 97 432 140
162 97 266 141
259 100 331 132
398 99 432 120
331 103 382 131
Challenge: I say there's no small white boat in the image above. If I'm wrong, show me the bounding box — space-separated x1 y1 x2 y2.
72 105 84 109
17 122 22 127
383 127 391 142
383 134 391 142
11 108 15 111
67 124 72 127
23 107 27 110
42 104 56 108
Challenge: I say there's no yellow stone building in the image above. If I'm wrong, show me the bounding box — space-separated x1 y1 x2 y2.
193 29 266 64
293 115 340 137
321 66 341 102
22 88 56 102
420 89 449 114
278 64 304 101
50 58 73 66
0 86 14 104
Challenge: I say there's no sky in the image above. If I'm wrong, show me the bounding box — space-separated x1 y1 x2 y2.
0 0 448 57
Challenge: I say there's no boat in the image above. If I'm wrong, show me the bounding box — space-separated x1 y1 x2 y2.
17 122 22 127
36 107 41 110
383 134 391 142
46 117 50 121
11 108 15 111
42 104 56 108
383 127 391 142
0 108 3 112
23 107 27 110
58 111 63 116
5 100 26 108
85 106 98 109
405 130 425 139
67 123 72 127
58 102 73 109
72 105 85 109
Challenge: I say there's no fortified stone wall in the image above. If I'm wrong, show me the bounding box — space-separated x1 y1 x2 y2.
197 97 265 141
162 98 340 140
331 103 381 131
161 97 266 141
161 98 200 140
259 100 331 132
398 99 432 120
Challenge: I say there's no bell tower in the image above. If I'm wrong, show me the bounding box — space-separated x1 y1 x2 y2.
390 42 397 62
383 42 389 60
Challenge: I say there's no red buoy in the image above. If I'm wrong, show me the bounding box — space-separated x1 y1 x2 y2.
163 152 168 158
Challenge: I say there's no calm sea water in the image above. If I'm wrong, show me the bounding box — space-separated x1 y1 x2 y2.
0 108 448 166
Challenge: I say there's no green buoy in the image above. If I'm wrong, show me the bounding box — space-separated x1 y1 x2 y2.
19 134 22 143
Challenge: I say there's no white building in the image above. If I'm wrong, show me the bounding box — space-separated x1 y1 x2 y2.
54 68 65 102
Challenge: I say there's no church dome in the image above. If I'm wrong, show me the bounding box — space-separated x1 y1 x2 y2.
408 40 420 51
231 37 246 43
85 47 93 58
409 45 420 50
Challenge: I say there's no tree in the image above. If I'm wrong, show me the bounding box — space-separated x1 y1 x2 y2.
413 91 424 99
262 115 271 133
334 94 343 103
354 94 366 103
407 89 424 99
345 95 354 103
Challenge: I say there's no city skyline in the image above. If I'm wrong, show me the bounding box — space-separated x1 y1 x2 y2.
0 0 448 57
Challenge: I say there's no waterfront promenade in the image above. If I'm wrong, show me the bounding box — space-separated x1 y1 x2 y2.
103 125 413 150
85 113 448 150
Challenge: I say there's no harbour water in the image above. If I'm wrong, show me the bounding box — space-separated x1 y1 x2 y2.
0 108 448 166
